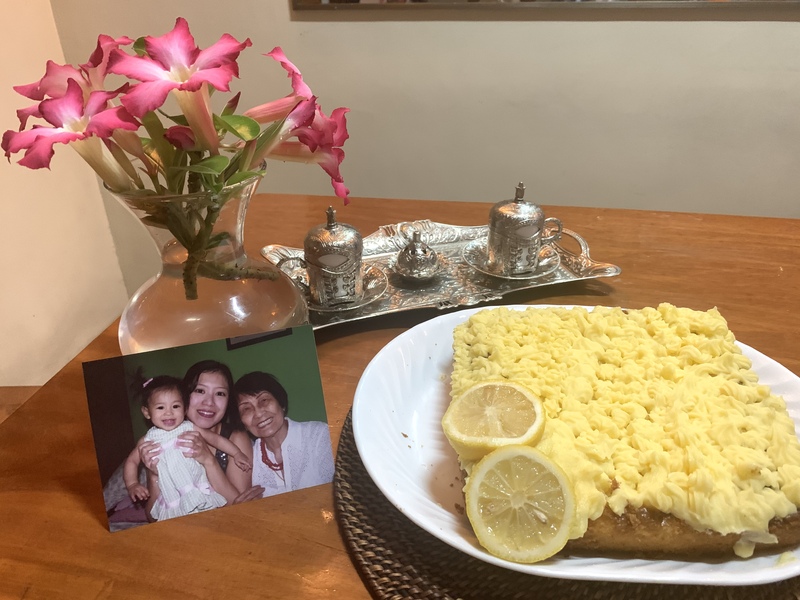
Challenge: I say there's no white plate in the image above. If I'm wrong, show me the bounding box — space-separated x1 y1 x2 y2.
352 305 800 586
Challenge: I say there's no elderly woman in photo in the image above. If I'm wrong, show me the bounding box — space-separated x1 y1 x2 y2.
235 371 334 497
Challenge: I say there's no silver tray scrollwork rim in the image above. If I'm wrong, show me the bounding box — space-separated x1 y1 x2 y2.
261 220 621 330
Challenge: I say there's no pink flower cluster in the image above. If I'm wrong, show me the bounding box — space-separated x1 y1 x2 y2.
2 18 349 201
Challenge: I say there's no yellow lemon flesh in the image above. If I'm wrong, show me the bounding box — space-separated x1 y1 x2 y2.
442 381 544 462
465 445 575 563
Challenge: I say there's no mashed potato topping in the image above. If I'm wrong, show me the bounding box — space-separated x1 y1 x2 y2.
451 304 800 551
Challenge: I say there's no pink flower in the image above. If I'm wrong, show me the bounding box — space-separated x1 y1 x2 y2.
82 34 135 91
266 47 312 100
108 17 251 152
2 79 139 190
245 94 350 202
271 141 349 202
293 106 349 201
243 95 304 125
13 61 83 102
164 125 197 150
14 35 132 102
242 48 313 125
295 106 349 154
271 107 350 202
11 35 133 130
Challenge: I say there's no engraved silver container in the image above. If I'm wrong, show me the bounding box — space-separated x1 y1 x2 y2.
487 182 562 276
303 206 363 307
394 231 441 282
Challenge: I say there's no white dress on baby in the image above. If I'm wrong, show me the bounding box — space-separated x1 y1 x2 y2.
251 418 334 498
147 421 227 521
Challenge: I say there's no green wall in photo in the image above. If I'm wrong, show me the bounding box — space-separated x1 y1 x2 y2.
122 326 326 440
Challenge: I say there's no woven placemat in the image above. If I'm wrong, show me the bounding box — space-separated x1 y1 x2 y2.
334 409 800 600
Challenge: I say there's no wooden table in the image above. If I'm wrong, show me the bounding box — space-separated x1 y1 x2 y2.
1 195 799 600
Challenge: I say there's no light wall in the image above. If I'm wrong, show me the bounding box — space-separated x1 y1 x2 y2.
51 1 800 222
0 0 128 386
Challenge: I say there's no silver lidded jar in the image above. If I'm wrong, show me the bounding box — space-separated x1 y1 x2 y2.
303 206 363 307
394 231 441 283
487 182 562 276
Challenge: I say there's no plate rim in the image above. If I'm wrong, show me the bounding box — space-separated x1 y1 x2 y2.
352 304 800 586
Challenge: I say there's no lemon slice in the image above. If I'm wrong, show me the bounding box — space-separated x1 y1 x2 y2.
465 445 575 563
442 381 545 462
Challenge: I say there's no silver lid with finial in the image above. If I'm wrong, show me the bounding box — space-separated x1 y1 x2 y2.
394 231 441 282
304 206 363 272
303 206 364 306
488 182 546 241
486 182 562 276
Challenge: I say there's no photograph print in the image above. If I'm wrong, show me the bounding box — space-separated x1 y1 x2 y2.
82 325 334 532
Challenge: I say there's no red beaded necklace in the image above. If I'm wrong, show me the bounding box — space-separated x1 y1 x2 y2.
260 438 284 472
259 419 288 481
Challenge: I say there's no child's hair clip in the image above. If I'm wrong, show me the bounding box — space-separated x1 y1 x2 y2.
143 378 154 388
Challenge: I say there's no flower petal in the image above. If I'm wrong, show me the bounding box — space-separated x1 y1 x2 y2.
331 179 350 202
266 47 313 99
81 34 134 90
269 141 349 202
293 105 348 153
108 50 171 83
328 107 350 147
3 126 82 168
13 60 82 100
16 104 42 130
38 79 85 128
71 136 133 192
285 97 317 131
84 35 134 69
246 97 317 168
86 105 140 138
243 95 302 124
144 17 199 71
194 33 252 71
180 63 239 93
120 80 178 116
83 90 119 118
164 125 196 150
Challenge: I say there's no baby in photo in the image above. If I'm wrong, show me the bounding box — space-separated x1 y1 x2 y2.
123 375 251 521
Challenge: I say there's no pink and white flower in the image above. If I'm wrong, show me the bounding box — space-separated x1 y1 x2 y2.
2 79 139 190
242 49 349 201
266 104 350 202
108 17 251 152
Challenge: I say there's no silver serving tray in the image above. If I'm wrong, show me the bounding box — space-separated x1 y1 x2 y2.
261 220 621 330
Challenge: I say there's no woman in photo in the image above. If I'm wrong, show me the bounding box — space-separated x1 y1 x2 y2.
234 371 335 498
138 360 264 515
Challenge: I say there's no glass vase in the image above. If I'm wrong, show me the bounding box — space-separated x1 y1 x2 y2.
114 174 308 354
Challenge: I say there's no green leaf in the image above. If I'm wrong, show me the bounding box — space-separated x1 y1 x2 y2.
252 117 286 156
201 173 224 195
165 151 189 193
141 111 175 169
175 155 230 175
133 37 147 56
214 114 260 141
225 170 264 186
157 109 189 127
222 92 241 117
